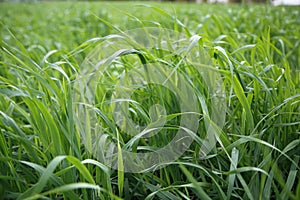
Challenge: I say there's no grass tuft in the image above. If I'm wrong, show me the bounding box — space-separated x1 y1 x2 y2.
0 2 299 199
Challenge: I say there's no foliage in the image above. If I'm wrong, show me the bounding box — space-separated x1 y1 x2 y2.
0 2 299 199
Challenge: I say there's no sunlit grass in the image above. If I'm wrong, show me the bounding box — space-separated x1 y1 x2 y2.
0 2 299 199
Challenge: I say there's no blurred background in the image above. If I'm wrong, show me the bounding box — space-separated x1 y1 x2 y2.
1 0 300 6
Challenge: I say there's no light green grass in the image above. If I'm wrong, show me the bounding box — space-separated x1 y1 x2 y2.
0 2 299 199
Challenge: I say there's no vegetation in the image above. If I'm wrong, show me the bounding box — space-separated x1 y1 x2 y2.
0 2 299 199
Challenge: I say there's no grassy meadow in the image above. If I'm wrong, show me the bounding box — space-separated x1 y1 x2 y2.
0 1 300 199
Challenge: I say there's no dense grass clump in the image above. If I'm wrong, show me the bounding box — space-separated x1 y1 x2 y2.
0 2 299 200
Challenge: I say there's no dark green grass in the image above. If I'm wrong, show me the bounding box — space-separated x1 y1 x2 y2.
0 2 299 199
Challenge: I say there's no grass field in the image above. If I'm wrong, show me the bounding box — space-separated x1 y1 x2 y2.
0 1 299 199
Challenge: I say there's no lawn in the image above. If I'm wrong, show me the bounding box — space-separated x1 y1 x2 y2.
0 1 299 199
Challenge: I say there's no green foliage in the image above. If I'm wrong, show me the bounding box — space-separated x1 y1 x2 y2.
0 2 299 199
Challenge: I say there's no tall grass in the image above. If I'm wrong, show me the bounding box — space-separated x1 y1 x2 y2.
0 2 299 199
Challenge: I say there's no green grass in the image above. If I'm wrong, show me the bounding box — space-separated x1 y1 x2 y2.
0 1 299 199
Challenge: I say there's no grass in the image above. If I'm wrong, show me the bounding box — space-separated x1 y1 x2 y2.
0 1 300 199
